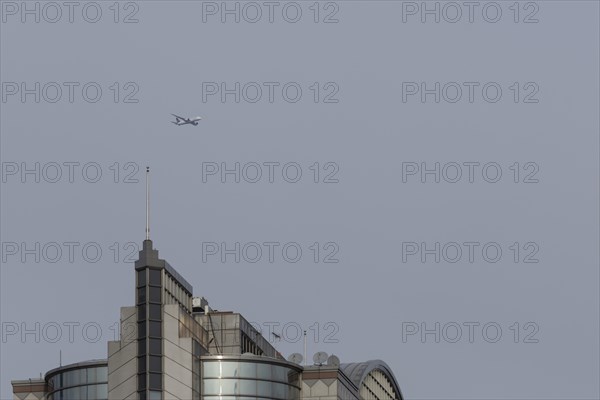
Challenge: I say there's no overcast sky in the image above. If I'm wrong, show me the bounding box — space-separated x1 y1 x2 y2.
1 1 599 399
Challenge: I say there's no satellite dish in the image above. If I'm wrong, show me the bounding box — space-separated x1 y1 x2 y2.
327 354 340 366
313 351 329 366
287 353 303 365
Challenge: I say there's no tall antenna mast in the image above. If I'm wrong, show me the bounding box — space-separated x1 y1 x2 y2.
145 166 150 240
303 330 307 366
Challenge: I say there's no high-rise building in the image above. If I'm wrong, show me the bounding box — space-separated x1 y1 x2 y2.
12 239 403 400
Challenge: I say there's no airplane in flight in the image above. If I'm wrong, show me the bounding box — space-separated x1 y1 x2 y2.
171 114 202 126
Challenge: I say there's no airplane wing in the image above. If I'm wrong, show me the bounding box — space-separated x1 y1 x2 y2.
171 114 185 121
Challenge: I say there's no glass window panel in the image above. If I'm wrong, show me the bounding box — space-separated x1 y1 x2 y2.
149 321 161 337
137 287 146 304
149 355 161 372
149 390 162 400
97 367 108 382
273 382 285 398
138 390 147 400
149 338 161 354
137 269 146 287
97 384 108 399
138 304 146 321
221 362 239 377
239 379 256 395
149 287 161 303
220 379 237 395
203 362 220 378
202 379 219 395
138 356 147 373
86 367 96 383
257 381 271 397
257 363 271 379
149 304 161 320
62 371 72 387
138 321 147 339
149 373 162 390
138 338 146 355
149 269 161 286
64 387 77 399
65 369 83 386
239 362 256 378
87 384 97 399
272 366 286 381
138 373 147 390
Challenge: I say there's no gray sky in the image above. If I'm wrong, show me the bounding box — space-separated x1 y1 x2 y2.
1 1 599 399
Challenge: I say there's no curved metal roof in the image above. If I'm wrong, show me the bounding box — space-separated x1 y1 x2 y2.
340 360 403 400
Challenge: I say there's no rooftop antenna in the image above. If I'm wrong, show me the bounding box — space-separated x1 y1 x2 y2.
145 166 150 240
303 330 307 366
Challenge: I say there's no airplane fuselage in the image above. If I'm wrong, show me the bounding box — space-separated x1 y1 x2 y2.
171 114 202 126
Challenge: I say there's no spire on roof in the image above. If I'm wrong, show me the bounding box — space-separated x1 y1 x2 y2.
145 166 150 240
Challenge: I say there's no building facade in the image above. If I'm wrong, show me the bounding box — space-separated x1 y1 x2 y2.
12 239 403 400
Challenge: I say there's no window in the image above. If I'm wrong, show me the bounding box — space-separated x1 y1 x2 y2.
138 338 146 355
239 362 256 378
138 356 147 373
258 381 272 397
137 269 146 287
149 304 161 320
149 355 162 372
138 321 147 339
96 383 108 399
97 367 108 382
138 373 147 391
149 373 162 390
149 338 161 354
272 365 286 381
203 362 220 378
86 367 97 383
149 287 161 303
239 379 256 395
257 363 272 379
137 287 146 304
149 269 161 286
149 321 161 337
138 304 146 321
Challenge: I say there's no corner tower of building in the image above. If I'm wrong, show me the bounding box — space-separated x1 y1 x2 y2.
108 239 208 400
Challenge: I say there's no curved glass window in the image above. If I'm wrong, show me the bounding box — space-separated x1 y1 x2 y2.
46 365 108 400
202 359 300 400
